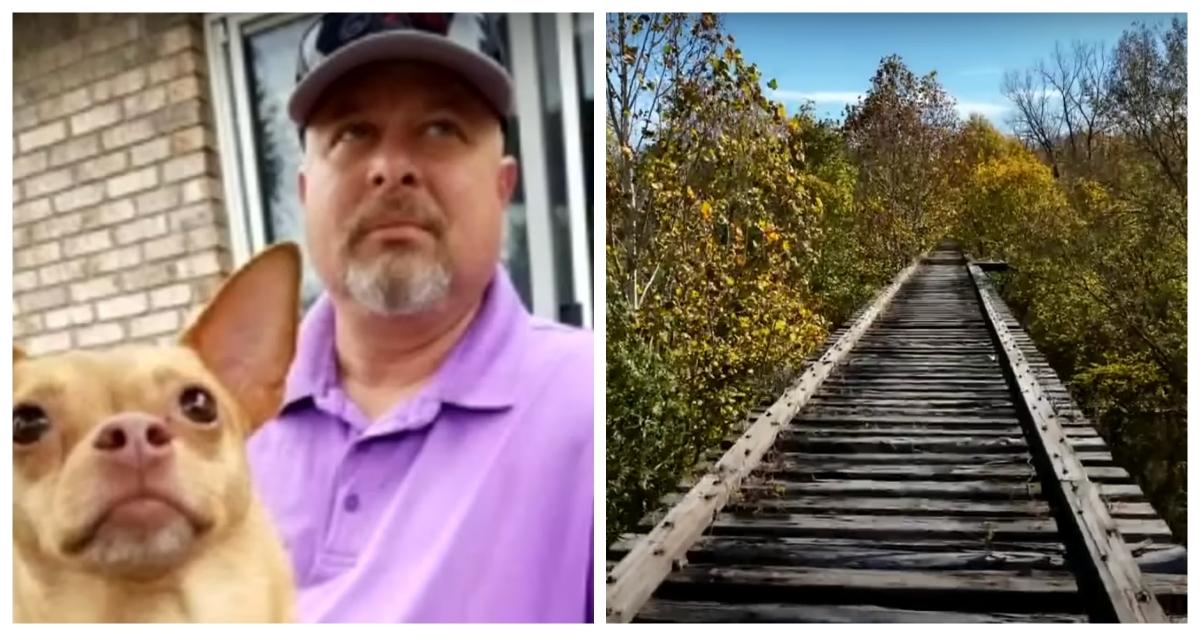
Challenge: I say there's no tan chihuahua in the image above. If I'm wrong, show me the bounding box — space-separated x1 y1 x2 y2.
13 243 300 622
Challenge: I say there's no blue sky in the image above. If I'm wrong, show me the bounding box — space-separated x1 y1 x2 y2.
722 13 1184 131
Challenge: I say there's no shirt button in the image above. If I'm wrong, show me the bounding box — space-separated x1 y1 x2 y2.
343 493 360 513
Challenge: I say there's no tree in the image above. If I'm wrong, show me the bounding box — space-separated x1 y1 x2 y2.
606 18 827 539
844 55 960 267
606 14 724 308
1001 41 1112 179
960 19 1187 539
1107 18 1187 200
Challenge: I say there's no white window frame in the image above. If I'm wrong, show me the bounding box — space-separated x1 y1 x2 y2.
555 13 593 328
204 13 302 266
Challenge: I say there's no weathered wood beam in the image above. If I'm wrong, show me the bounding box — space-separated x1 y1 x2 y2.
604 255 924 623
636 599 1085 623
967 263 1166 622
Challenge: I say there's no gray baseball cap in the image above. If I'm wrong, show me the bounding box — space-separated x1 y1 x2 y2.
288 13 513 127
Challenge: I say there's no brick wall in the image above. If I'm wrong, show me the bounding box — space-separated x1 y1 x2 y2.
13 14 233 356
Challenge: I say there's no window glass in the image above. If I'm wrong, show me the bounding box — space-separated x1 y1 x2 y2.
244 16 323 308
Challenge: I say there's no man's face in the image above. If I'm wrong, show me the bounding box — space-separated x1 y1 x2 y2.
299 61 517 316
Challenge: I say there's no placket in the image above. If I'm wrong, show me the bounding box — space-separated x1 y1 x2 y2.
306 387 374 579
307 391 440 581
307 435 369 578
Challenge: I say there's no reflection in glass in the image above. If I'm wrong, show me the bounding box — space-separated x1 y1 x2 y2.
245 16 324 309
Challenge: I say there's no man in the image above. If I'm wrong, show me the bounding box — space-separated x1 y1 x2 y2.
246 14 593 622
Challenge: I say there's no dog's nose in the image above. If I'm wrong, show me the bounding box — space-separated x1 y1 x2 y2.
93 414 174 468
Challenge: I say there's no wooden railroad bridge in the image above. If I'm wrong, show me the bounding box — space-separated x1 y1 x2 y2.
607 243 1186 623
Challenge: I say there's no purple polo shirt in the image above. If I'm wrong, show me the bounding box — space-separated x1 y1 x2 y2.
247 268 593 622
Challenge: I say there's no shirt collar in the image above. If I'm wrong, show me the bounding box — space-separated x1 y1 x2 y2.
281 265 528 413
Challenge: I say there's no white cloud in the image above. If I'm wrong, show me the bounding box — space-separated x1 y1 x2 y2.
771 89 863 104
770 85 1011 123
956 100 1009 119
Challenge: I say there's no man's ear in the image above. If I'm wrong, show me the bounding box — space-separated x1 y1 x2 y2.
13 346 25 363
180 243 301 435
497 156 519 208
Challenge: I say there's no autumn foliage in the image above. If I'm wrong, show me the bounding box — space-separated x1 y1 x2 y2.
954 19 1186 538
606 14 1186 542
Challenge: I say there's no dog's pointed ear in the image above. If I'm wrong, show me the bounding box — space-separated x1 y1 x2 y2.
180 243 302 435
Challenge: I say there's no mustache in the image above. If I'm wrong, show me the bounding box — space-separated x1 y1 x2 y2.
345 195 447 247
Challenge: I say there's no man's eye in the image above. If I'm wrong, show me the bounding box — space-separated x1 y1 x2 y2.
423 120 461 139
334 122 373 145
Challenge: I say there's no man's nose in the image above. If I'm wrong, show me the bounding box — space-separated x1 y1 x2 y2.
368 140 420 189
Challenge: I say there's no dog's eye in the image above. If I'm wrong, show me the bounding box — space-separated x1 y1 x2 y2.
14 404 50 445
179 386 218 424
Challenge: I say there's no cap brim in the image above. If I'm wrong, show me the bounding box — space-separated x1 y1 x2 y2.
287 30 513 126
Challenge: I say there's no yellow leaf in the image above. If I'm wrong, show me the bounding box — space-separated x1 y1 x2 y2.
699 200 713 220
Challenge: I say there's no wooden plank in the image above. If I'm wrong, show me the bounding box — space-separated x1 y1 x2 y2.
612 534 1072 558
749 478 1042 499
604 256 925 623
635 599 1084 623
786 427 1023 438
850 349 1000 356
1146 573 1187 613
777 451 1034 465
838 360 1002 367
1106 502 1162 518
814 390 1014 400
857 340 998 347
1099 483 1151 500
1079 450 1116 464
818 384 1012 393
728 495 1052 518
798 406 1019 418
658 565 1081 601
823 378 1007 386
811 400 1017 410
1112 518 1175 542
776 435 1029 453
968 263 1167 622
765 460 1126 483
1064 436 1108 451
763 462 1039 481
684 540 1066 572
681 533 1065 571
796 415 1019 428
709 513 1060 541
